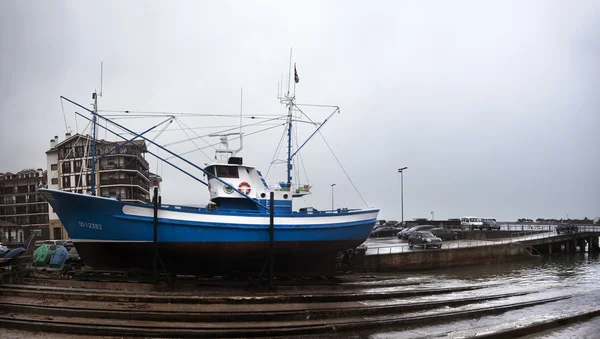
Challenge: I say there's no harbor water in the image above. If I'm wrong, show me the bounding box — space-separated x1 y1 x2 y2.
314 252 600 338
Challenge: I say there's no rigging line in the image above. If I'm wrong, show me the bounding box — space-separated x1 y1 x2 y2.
105 115 283 121
293 105 366 206
150 119 174 178
295 103 340 109
291 119 320 125
293 105 317 124
77 133 90 188
51 121 92 180
164 116 286 148
115 124 282 135
155 148 160 177
170 123 286 160
176 118 216 150
74 112 79 133
98 109 286 118
295 127 310 185
60 99 69 133
317 131 369 208
265 124 288 179
292 126 301 185
173 118 213 161
151 118 173 142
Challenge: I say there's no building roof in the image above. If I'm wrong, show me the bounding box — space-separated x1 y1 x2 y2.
0 220 21 228
0 168 46 180
46 133 147 154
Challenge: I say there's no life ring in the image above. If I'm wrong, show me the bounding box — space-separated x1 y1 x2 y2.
238 182 251 194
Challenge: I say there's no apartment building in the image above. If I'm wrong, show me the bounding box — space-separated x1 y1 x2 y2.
0 169 49 242
46 133 152 239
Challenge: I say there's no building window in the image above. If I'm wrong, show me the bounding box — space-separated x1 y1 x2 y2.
53 227 62 240
74 160 82 172
51 178 58 185
62 161 71 173
62 176 71 188
32 229 42 237
75 146 84 157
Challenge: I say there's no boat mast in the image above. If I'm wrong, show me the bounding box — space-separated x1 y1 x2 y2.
90 91 98 196
90 62 103 196
286 99 293 186
286 49 293 186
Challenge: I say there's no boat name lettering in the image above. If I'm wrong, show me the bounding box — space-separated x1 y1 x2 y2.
78 221 103 230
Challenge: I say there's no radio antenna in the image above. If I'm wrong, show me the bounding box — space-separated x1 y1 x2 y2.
100 61 104 97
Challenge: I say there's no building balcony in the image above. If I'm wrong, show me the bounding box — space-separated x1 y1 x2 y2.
100 178 150 191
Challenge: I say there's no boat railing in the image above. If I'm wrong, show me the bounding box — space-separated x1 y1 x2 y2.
158 203 267 215
154 203 363 216
267 182 312 194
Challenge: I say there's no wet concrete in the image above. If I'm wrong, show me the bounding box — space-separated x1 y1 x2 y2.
2 240 600 337
300 253 600 338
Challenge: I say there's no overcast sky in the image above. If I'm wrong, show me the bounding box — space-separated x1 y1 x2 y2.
1 1 598 221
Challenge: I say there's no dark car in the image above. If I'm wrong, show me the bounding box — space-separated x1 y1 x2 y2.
398 225 435 240
482 219 501 230
556 224 578 235
370 226 402 238
64 240 75 251
431 228 459 240
408 231 442 249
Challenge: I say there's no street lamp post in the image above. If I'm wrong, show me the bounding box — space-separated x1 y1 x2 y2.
330 184 336 211
398 167 407 223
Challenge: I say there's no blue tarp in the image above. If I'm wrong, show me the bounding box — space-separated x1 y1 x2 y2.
3 247 25 259
49 246 68 268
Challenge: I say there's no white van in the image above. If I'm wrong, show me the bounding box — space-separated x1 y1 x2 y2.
461 217 483 230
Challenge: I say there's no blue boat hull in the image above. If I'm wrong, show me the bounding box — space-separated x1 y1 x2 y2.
41 189 378 275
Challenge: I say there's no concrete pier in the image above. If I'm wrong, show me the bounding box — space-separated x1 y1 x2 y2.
360 243 533 272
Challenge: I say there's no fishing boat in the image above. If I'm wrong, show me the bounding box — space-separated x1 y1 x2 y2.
41 67 379 275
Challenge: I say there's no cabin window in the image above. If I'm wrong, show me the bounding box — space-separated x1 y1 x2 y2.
216 166 239 178
205 166 215 176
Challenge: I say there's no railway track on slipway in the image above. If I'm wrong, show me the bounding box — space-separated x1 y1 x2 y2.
0 272 596 338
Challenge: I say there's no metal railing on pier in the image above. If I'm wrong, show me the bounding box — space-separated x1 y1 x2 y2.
364 224 600 256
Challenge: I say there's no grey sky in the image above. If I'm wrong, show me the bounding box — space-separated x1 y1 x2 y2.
1 1 598 221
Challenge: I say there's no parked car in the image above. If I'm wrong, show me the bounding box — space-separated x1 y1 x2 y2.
370 226 402 238
431 228 459 240
398 220 419 229
63 240 75 251
398 225 436 240
408 231 442 249
66 247 82 264
556 224 578 235
461 217 483 230
43 240 65 247
482 219 501 231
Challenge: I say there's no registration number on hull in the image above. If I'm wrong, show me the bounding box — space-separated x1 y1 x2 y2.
78 221 103 230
